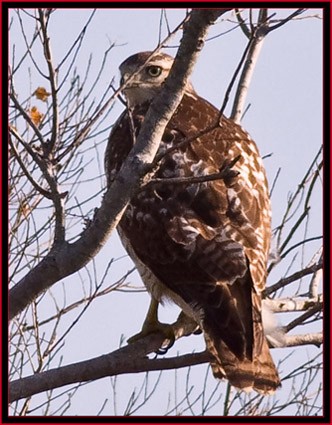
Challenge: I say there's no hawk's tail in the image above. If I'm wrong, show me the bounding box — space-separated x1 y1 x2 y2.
206 335 281 394
199 280 281 394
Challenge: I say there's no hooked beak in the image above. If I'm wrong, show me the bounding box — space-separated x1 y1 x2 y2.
120 72 130 87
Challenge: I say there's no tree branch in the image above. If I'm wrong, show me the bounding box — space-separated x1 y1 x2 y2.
263 260 323 296
145 156 240 189
55 13 189 164
9 324 322 403
9 133 52 199
9 314 208 403
264 296 323 313
230 9 306 123
284 304 322 333
9 91 45 146
267 9 306 33
234 9 251 39
230 9 271 123
9 94 67 244
38 9 59 152
309 255 323 298
9 9 231 321
282 332 322 348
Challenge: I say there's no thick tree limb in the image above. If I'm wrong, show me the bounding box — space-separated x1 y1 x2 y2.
9 347 211 403
9 324 322 403
264 296 323 313
9 315 207 403
9 9 231 321
8 302 321 402
282 333 322 348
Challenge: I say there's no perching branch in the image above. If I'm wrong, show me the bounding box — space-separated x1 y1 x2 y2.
9 323 322 403
8 300 322 405
9 313 205 403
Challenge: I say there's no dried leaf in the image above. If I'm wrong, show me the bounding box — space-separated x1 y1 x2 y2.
18 199 31 218
33 87 51 102
30 106 44 126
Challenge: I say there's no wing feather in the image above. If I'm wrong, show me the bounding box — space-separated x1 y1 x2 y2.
105 90 280 393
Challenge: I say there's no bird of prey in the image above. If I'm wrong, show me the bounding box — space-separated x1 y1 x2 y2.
105 51 281 394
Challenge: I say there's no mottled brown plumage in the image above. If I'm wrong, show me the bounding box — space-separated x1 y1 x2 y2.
105 51 281 393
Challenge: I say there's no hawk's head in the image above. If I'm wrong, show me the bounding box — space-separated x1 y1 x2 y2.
119 51 195 108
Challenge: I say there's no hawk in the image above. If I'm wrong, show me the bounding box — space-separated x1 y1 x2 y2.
105 51 281 394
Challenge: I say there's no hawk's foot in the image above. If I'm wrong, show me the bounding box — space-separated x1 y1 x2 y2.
127 297 175 353
127 321 175 353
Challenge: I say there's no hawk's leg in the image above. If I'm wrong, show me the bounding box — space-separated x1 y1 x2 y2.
127 297 175 353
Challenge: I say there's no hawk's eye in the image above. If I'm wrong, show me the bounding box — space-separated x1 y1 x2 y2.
147 66 162 77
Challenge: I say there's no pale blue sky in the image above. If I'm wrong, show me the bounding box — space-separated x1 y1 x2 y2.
9 8 323 416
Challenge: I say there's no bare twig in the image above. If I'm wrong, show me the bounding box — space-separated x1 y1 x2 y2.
9 90 45 146
264 260 323 296
8 123 67 245
13 9 46 77
219 27 256 119
9 133 51 199
231 9 271 122
56 10 97 87
234 9 251 38
284 304 322 333
274 145 322 249
38 9 59 151
267 9 307 32
145 156 241 190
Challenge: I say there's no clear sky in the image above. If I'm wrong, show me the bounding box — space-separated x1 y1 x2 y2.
9 8 323 416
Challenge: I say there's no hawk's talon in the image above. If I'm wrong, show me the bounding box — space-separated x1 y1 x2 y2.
156 332 175 355
156 347 169 355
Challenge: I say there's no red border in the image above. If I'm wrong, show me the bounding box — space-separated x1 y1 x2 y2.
3 2 330 424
